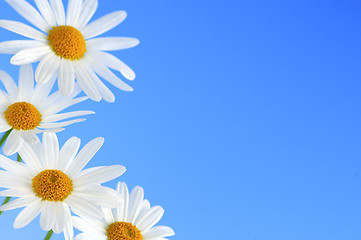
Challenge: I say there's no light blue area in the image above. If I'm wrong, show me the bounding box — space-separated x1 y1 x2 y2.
0 0 360 239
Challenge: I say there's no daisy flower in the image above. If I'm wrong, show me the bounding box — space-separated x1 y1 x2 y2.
0 0 139 102
0 132 126 240
73 182 175 240
0 64 93 156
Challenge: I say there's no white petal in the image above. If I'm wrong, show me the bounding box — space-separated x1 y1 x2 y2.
75 0 98 29
0 40 45 54
43 111 94 123
62 203 74 240
72 216 106 234
66 0 82 26
31 77 56 106
74 61 101 101
58 59 75 96
41 132 59 169
49 0 65 25
0 196 37 211
103 208 115 225
65 195 103 219
41 96 88 116
18 64 34 102
134 199 151 225
53 202 65 233
137 206 165 232
18 140 43 174
82 11 127 39
127 186 144 224
21 131 40 145
0 70 18 99
3 131 22 156
88 51 136 80
73 186 122 209
66 137 104 177
82 62 115 102
0 20 46 41
74 165 126 187
87 58 133 91
11 46 51 65
116 182 129 221
14 198 42 228
0 90 11 107
40 118 86 129
0 170 31 188
40 201 56 231
4 0 50 32
142 226 175 238
0 125 11 133
0 188 33 198
35 0 56 26
35 53 60 84
75 233 107 240
0 154 31 177
59 136 80 172
87 37 139 51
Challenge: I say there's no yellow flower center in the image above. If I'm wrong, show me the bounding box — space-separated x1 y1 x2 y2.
4 102 42 130
106 222 143 240
32 170 73 202
48 25 86 60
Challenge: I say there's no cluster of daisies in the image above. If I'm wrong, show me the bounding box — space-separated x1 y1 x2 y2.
0 0 174 240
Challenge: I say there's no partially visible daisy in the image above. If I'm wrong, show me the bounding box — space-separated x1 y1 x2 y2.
73 182 175 240
0 0 139 102
0 132 126 240
0 64 93 156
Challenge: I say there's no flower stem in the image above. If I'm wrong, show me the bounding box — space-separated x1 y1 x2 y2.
0 129 12 148
0 131 16 216
44 230 53 240
0 197 11 216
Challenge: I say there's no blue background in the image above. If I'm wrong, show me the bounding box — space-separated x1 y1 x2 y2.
0 0 360 239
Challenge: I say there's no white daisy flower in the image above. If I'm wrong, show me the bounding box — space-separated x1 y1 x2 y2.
0 132 126 240
0 0 139 102
73 182 175 240
0 64 94 156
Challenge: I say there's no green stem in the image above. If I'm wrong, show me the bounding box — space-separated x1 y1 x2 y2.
0 129 12 149
0 197 11 216
44 230 53 240
0 130 15 216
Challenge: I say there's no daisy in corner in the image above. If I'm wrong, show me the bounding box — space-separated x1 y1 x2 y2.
0 0 139 102
73 182 175 240
0 132 126 240
0 64 93 156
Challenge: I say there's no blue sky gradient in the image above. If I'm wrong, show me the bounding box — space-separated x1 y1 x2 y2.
0 0 360 239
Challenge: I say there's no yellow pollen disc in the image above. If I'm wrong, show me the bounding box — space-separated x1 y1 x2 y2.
48 25 86 60
106 222 143 240
4 102 42 130
32 170 73 202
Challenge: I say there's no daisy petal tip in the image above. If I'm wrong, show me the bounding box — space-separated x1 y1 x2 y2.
133 38 140 47
124 85 134 91
97 137 105 145
107 97 115 103
60 87 74 97
168 227 176 236
118 165 126 175
118 10 127 18
10 56 22 66
77 118 87 123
